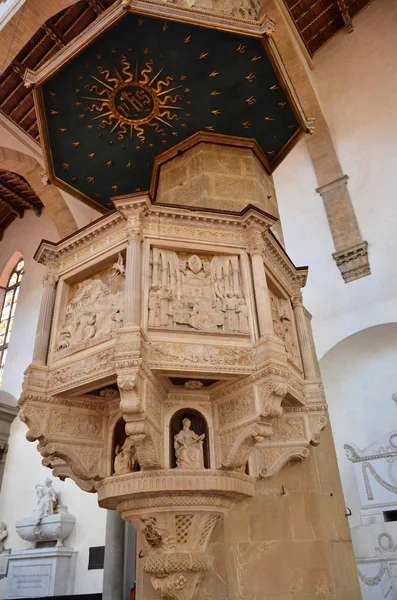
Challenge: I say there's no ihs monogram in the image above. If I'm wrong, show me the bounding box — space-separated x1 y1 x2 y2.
84 57 183 142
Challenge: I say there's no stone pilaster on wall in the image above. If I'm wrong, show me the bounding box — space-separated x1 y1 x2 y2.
260 0 370 283
316 176 370 283
202 425 361 599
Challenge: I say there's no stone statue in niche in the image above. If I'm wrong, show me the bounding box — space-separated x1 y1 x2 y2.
56 254 125 353
270 292 300 365
114 437 138 475
174 418 205 469
148 249 250 334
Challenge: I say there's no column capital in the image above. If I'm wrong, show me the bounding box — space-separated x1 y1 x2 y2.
291 294 303 309
42 272 59 288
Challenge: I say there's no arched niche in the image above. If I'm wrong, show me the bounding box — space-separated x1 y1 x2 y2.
112 417 141 475
170 408 209 469
112 417 127 475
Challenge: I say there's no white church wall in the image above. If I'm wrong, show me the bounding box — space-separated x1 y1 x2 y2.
319 323 397 529
319 323 397 598
0 211 106 596
274 0 397 359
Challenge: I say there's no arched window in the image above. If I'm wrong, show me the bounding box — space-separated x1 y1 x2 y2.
0 259 24 386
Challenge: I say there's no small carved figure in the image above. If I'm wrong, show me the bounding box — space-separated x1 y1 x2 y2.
0 522 8 551
114 437 137 475
171 297 190 326
112 252 125 277
148 284 160 327
174 418 205 469
211 297 226 329
189 300 215 331
77 312 97 343
34 478 58 525
236 295 250 334
225 292 239 332
159 286 172 327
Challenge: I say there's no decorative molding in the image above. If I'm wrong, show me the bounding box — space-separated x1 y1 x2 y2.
332 240 370 283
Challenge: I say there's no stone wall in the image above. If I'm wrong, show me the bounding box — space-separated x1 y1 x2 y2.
202 425 360 599
136 426 360 600
156 142 283 242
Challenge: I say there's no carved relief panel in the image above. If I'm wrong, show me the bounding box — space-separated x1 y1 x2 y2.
52 253 126 360
268 280 302 370
147 248 251 335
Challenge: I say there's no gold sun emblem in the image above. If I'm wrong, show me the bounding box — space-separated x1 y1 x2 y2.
83 56 183 142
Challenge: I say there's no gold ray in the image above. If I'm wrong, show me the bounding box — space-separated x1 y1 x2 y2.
157 85 182 97
154 116 173 128
113 66 124 82
109 119 121 135
159 105 183 110
130 124 134 139
90 75 114 91
149 68 164 86
135 59 139 82
82 97 111 102
92 111 113 121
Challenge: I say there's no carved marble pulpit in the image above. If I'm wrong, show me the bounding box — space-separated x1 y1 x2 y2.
20 189 327 599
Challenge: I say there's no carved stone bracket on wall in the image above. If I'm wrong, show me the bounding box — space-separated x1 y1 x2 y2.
316 175 370 283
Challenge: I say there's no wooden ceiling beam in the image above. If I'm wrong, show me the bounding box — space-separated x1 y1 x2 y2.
0 178 42 216
0 195 24 219
86 0 106 15
41 23 66 49
335 0 354 32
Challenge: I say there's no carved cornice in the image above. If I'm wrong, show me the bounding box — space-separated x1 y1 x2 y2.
0 402 18 424
332 240 370 283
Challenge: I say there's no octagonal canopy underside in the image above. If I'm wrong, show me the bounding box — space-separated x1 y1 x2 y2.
29 3 312 212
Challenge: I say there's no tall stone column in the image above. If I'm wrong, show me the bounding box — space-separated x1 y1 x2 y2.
248 234 274 337
32 272 58 365
102 510 125 600
292 294 317 380
123 227 142 327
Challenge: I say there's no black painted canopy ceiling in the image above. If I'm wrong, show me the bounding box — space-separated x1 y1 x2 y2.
41 11 301 210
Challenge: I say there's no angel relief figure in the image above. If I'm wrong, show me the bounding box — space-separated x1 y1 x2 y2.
174 418 205 469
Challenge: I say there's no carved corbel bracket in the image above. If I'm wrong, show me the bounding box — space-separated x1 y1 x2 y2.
117 371 163 469
221 421 272 471
19 392 107 492
308 414 328 446
258 445 310 478
259 380 288 420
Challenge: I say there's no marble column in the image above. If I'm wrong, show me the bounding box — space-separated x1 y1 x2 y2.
292 294 317 380
32 272 58 364
102 510 125 600
248 236 274 337
124 229 142 327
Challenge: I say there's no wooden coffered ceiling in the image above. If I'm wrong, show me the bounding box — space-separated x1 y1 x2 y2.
284 0 374 55
0 170 43 239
